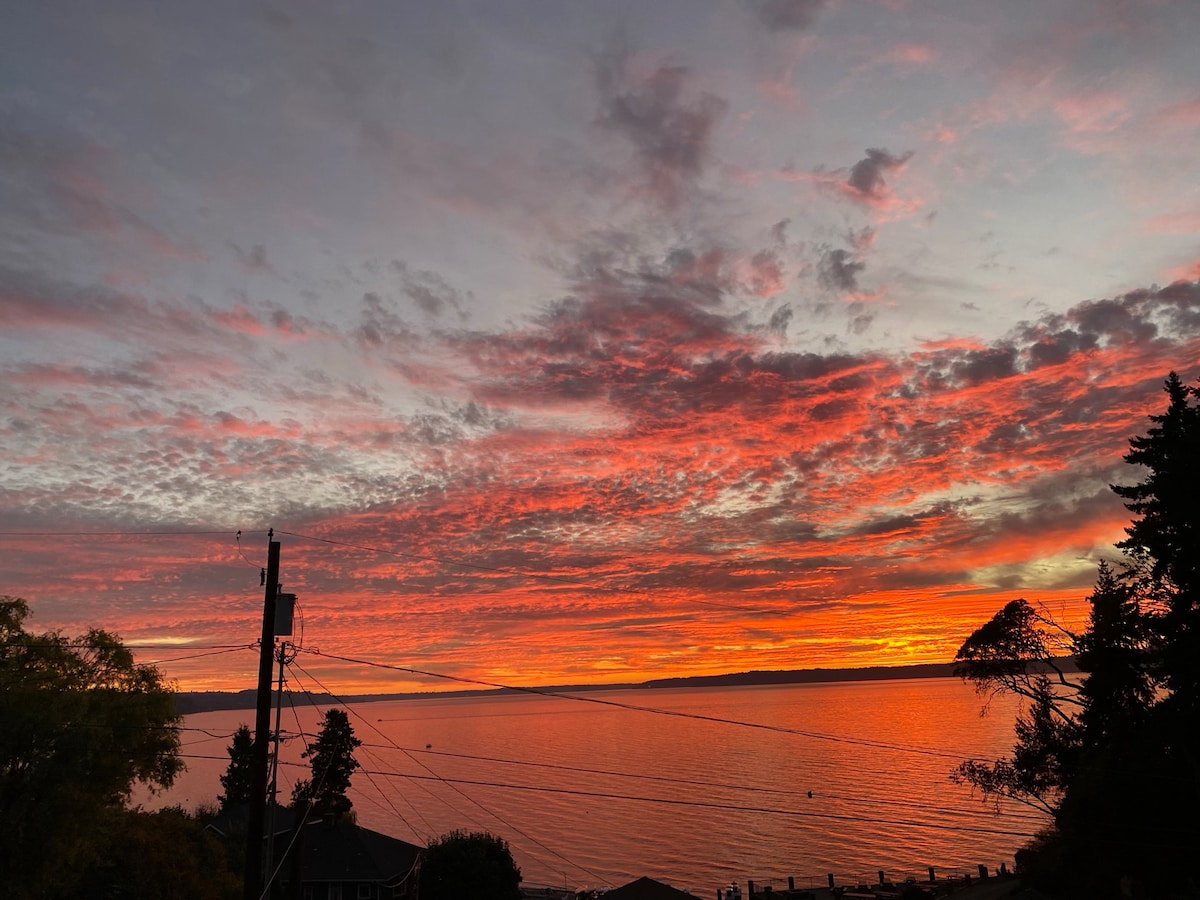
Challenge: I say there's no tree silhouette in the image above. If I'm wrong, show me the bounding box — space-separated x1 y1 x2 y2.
418 830 522 900
218 724 255 811
291 708 361 819
1112 370 1200 705
955 373 1200 898
0 597 182 898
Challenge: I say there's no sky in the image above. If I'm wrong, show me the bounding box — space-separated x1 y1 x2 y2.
2 0 1199 693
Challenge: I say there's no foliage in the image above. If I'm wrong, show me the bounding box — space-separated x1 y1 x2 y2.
219 723 255 811
0 597 183 899
953 373 1200 898
418 829 523 900
1112 371 1200 706
291 707 362 818
75 806 240 900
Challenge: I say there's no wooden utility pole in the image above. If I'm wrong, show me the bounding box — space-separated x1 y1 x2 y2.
244 537 280 900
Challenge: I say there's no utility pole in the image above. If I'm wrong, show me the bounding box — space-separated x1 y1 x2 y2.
266 638 297 891
244 535 280 900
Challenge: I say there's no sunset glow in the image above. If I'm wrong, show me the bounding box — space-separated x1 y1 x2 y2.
3 1 1199 693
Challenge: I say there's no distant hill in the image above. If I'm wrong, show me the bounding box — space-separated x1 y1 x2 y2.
641 661 964 689
176 658 1059 715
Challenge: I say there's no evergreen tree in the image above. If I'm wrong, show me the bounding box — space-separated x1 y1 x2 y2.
1073 562 1152 740
291 708 361 819
955 373 1200 898
1112 371 1200 706
218 724 255 811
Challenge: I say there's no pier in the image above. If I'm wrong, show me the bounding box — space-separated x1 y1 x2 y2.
717 862 1015 900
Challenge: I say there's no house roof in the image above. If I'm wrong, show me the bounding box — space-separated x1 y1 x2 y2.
205 801 295 838
273 818 422 885
605 877 696 900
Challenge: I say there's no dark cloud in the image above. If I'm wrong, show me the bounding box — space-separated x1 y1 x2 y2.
1154 280 1200 333
392 260 469 319
751 0 826 32
911 280 1200 391
595 47 728 209
1026 329 1098 369
768 304 793 335
357 291 420 348
845 148 913 205
229 242 276 275
952 346 1018 385
1011 279 1200 366
818 248 865 293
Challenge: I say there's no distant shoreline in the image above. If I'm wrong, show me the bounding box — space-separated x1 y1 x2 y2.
175 659 1043 714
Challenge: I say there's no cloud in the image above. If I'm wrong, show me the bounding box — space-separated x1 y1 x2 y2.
818 248 865 293
229 242 277 275
749 0 826 32
0 117 194 259
595 47 729 209
844 148 914 207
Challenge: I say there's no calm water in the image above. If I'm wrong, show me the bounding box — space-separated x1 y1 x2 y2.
163 679 1041 893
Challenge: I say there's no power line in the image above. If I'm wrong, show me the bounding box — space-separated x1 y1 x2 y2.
285 664 429 845
142 645 259 665
351 742 1048 825
174 747 1150 851
279 681 457 842
193 755 1039 842
0 529 268 537
285 669 469 836
287 658 610 885
1 641 252 650
297 646 972 761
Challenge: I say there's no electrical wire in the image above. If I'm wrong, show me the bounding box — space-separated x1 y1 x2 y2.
287 658 610 885
348 742 1048 825
2 641 254 651
287 659 588 874
140 645 258 665
235 530 267 570
296 646 972 761
287 682 482 839
0 529 268 536
285 665 429 844
184 754 1042 843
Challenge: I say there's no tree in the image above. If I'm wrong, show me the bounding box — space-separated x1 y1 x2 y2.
219 723 255 811
418 829 522 900
291 707 361 819
0 597 183 899
1112 370 1200 707
954 373 1200 898
950 597 1084 815
76 806 240 900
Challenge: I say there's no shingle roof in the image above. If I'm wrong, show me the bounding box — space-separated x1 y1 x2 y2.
605 876 696 900
274 819 422 885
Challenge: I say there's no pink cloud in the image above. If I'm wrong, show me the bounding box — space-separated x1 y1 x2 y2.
1054 92 1131 135
1144 210 1200 235
1150 97 1200 129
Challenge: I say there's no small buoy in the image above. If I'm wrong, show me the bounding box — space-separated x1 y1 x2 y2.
807 791 813 798
426 743 432 749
